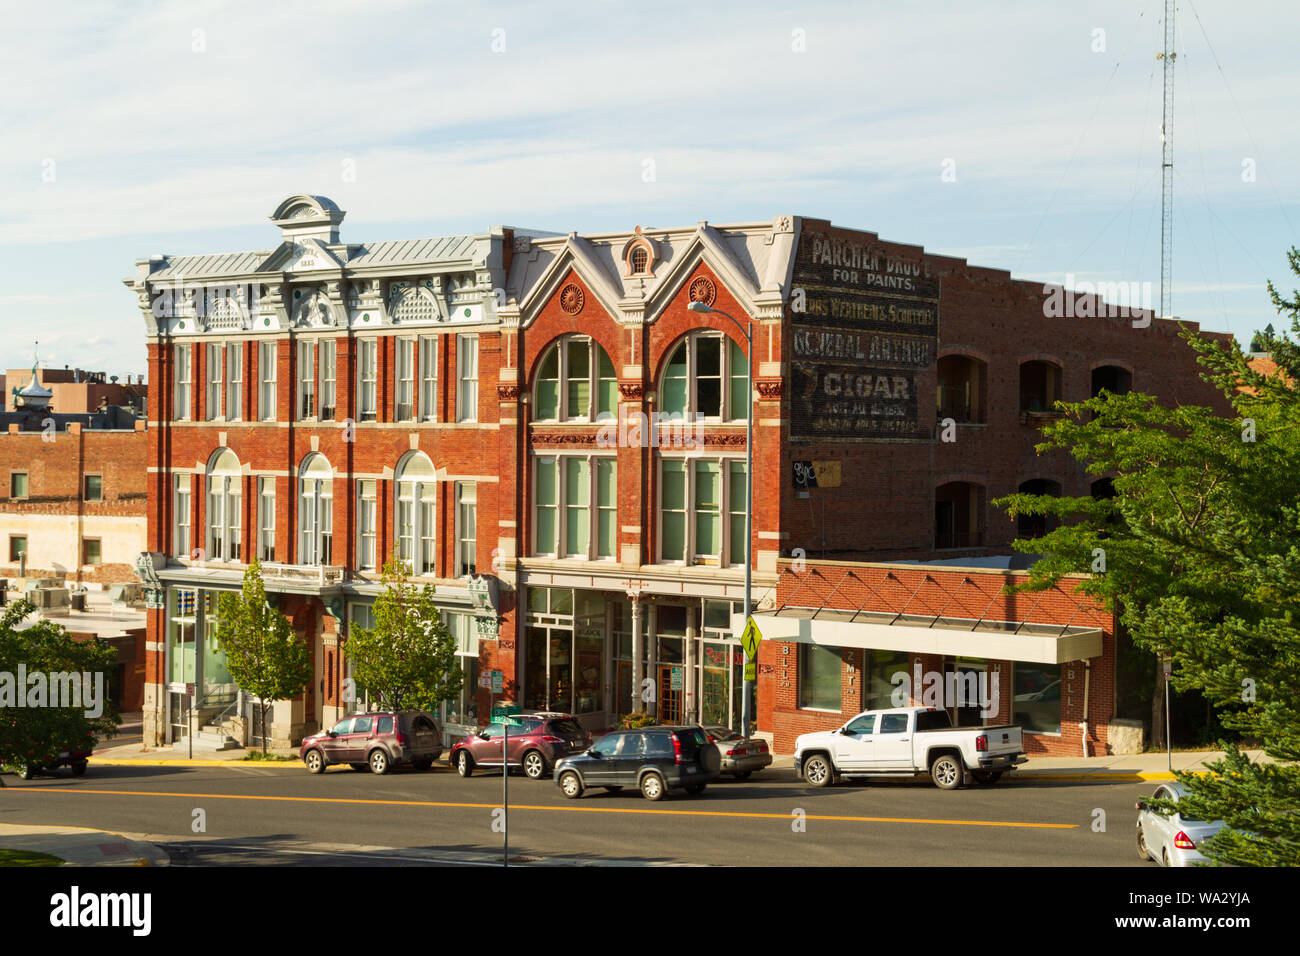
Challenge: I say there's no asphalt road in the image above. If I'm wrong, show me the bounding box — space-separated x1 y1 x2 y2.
0 762 1160 867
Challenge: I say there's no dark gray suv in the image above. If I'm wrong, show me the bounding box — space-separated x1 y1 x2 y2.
553 725 721 801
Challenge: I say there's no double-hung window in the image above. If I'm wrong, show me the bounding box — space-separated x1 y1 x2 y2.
396 338 416 421
658 457 747 567
206 343 224 420
319 340 336 419
257 477 276 562
299 455 333 566
456 334 478 422
533 335 617 421
532 455 616 560
174 474 192 558
660 332 749 422
356 480 377 571
225 344 242 420
357 338 377 422
297 340 316 419
419 336 438 421
173 344 192 421
395 454 436 575
455 481 476 577
206 449 242 563
259 341 277 421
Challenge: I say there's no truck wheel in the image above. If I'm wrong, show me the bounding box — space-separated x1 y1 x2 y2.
71 762 88 777
929 754 963 790
971 770 1002 785
803 754 834 787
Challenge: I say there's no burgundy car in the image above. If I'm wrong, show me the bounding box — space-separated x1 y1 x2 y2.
300 710 442 775
449 713 592 780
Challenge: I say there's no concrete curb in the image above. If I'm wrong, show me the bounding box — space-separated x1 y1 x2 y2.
93 758 303 768
0 823 169 867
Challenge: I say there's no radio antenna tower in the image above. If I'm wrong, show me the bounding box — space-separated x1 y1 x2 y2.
1158 0 1176 319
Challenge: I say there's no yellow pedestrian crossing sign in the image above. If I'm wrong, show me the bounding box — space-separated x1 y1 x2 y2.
740 616 762 661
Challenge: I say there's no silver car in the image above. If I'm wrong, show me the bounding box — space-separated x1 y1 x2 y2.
1136 781 1226 866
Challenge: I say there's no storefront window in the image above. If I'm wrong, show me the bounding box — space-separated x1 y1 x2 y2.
1013 662 1061 734
864 649 910 711
524 587 600 716
799 644 841 711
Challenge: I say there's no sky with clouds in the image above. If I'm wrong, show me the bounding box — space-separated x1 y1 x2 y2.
2 0 1296 380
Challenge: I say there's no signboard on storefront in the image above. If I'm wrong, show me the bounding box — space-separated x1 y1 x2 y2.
790 232 940 441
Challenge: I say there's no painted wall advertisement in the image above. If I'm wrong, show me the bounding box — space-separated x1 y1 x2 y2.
790 232 940 440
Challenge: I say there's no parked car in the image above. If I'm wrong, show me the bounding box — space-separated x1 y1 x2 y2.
704 726 772 780
793 706 1026 790
1136 781 1227 867
7 739 95 779
300 710 442 774
554 725 721 801
449 713 591 779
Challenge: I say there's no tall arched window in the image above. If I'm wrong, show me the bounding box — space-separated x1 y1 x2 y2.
395 452 437 575
206 449 242 563
660 331 748 422
533 335 617 422
299 453 334 566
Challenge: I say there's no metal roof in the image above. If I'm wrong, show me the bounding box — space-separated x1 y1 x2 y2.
145 234 480 280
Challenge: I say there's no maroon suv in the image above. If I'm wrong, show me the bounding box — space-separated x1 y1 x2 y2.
449 713 592 780
300 710 442 774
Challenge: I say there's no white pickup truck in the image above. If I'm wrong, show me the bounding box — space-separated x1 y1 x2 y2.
793 706 1027 790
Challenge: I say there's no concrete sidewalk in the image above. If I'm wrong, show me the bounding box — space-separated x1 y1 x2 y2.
0 823 169 867
91 741 301 768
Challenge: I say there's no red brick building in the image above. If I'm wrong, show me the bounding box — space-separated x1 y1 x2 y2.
126 197 1228 753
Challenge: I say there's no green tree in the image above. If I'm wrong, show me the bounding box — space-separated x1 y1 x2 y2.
215 560 311 754
347 558 464 712
1 599 120 779
993 246 1300 865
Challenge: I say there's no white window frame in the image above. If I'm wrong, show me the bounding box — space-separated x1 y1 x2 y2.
532 334 616 422
206 342 224 421
259 341 277 422
357 338 378 422
396 337 416 422
419 335 438 422
456 334 478 422
319 339 337 420
657 454 747 567
173 344 192 421
356 479 377 572
257 476 276 563
455 481 476 577
174 473 192 559
531 454 617 561
299 457 334 567
225 343 242 421
297 339 316 420
660 331 749 423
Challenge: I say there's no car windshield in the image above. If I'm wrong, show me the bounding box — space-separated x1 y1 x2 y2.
550 719 584 737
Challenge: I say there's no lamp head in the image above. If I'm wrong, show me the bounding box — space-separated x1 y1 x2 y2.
687 301 713 314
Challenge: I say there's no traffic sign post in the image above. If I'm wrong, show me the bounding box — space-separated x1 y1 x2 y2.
739 616 762 725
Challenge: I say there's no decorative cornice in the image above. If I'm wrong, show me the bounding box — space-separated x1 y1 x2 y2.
529 429 600 446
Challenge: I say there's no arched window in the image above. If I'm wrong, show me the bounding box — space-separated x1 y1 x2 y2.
395 452 437 575
206 449 242 563
935 481 985 549
533 335 616 422
299 453 333 566
1016 478 1062 540
1019 360 1063 413
660 332 749 422
630 247 648 274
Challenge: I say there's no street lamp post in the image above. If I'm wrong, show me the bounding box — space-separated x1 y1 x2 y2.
688 301 753 736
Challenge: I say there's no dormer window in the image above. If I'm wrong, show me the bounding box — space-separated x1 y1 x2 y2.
623 227 656 277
